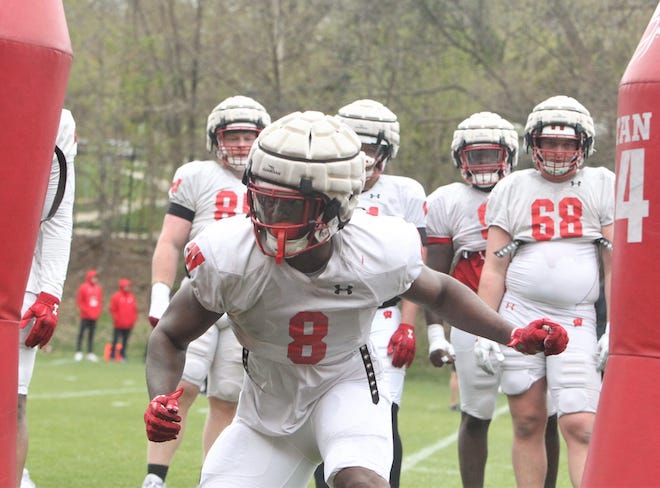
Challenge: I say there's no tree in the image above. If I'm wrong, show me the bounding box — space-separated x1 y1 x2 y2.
62 0 658 250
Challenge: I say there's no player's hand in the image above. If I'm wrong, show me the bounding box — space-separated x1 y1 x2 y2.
474 337 504 375
427 323 455 368
144 388 184 442
597 327 609 372
20 292 60 348
507 318 568 356
388 323 416 368
148 282 171 327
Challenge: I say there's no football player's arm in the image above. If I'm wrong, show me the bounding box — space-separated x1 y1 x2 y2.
144 280 221 442
423 241 455 367
39 151 75 297
20 159 75 348
403 265 568 355
399 229 428 324
146 280 221 398
40 107 76 298
423 241 453 324
399 300 418 325
477 225 511 312
403 267 513 345
149 214 192 325
467 225 514 372
388 229 426 368
390 290 422 369
152 214 192 286
400 236 424 325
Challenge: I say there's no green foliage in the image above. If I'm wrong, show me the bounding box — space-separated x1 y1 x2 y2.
62 0 657 244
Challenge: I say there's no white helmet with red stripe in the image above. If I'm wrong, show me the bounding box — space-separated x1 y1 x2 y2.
206 95 271 170
244 111 365 263
451 111 519 190
524 95 595 182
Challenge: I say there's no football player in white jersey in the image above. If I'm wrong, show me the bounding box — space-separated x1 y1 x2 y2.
143 110 569 488
311 99 426 488
18 108 76 488
478 96 613 487
425 112 559 488
143 96 270 488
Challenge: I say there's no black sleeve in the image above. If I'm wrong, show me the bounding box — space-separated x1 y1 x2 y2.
417 227 427 247
167 202 195 222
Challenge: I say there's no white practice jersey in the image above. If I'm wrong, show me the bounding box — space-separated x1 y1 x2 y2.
356 174 427 229
186 211 424 434
426 181 488 264
487 167 614 244
168 160 247 240
25 109 76 299
487 167 614 309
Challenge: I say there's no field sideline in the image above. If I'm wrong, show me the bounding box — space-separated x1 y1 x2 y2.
25 350 572 487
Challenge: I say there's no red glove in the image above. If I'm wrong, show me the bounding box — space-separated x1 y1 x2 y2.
507 318 569 356
20 292 60 348
543 320 570 355
387 323 416 368
144 388 184 442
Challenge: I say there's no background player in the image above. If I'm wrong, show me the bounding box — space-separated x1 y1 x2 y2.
425 111 560 487
18 108 76 488
143 110 568 488
478 96 613 487
426 111 516 487
143 96 270 488
319 98 427 488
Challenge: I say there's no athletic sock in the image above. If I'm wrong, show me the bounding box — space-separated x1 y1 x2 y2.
147 464 169 481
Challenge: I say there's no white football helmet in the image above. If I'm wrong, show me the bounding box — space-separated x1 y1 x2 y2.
206 95 271 170
245 111 365 263
451 112 519 190
524 95 595 182
336 99 400 185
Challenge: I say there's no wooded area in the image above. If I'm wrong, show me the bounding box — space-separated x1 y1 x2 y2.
63 0 657 254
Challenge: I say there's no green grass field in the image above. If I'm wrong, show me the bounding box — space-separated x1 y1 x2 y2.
25 350 572 487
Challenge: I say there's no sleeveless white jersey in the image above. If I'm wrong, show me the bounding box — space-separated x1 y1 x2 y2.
168 160 247 240
187 211 424 434
356 174 427 229
426 181 488 262
26 109 76 298
487 167 614 310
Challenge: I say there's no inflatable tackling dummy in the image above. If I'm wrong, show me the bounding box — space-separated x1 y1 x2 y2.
582 2 660 486
0 1 72 484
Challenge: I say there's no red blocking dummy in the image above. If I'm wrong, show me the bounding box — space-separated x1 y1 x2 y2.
0 2 72 485
582 3 660 486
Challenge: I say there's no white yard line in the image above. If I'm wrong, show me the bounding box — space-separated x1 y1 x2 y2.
29 387 145 400
402 404 510 473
